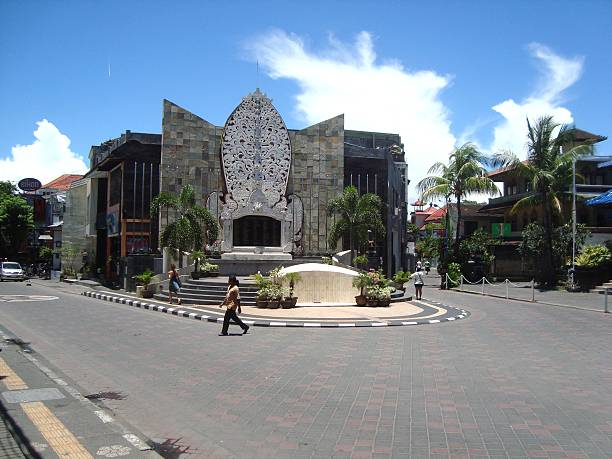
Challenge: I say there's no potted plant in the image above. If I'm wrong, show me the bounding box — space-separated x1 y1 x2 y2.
134 269 155 298
352 271 372 306
266 267 286 309
190 250 205 279
251 272 272 308
201 261 219 277
353 254 368 269
282 272 302 308
575 244 611 291
392 271 410 291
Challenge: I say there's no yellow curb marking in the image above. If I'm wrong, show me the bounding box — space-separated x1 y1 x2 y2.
413 300 448 319
0 357 28 390
21 401 93 458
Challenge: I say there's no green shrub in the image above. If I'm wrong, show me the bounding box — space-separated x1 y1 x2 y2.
353 254 368 268
201 262 219 272
575 244 611 268
134 269 154 287
447 262 461 286
393 271 410 285
352 271 373 296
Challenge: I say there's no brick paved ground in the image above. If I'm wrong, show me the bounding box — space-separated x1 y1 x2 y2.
0 407 26 459
0 280 611 458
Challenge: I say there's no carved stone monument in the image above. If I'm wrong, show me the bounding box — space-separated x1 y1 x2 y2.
207 89 303 260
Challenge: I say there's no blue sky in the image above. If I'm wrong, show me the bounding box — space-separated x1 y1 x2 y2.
1 0 611 190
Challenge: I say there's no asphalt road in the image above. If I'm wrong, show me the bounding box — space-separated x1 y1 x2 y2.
0 280 611 459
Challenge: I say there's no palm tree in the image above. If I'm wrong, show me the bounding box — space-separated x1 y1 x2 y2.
491 116 592 287
418 142 499 258
328 186 384 255
150 185 219 261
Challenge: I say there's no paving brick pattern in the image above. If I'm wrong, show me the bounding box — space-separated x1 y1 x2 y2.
0 281 611 458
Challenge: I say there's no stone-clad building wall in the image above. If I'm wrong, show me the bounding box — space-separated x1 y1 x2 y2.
161 99 345 256
160 99 224 213
289 115 344 255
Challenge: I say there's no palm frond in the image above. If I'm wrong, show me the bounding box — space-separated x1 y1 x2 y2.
509 194 543 215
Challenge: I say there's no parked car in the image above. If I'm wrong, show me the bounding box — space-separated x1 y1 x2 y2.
0 262 25 281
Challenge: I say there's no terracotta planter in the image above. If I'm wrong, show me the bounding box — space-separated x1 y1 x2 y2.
207 271 219 277
366 298 377 307
191 272 202 280
378 298 391 307
280 299 293 309
267 299 281 309
141 288 154 298
355 295 367 306
256 298 268 308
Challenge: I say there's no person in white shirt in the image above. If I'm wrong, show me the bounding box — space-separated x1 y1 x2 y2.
411 267 425 300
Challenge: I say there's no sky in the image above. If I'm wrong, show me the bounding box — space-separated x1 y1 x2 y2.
1 0 611 200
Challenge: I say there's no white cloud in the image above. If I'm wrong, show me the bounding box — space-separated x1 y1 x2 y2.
0 120 88 185
248 30 456 200
490 43 584 157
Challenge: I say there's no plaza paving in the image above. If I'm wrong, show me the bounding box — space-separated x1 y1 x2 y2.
0 279 610 458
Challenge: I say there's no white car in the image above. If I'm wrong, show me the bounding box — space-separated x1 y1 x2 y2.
0 262 25 281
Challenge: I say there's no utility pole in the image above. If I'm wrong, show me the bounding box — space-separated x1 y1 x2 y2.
571 154 577 287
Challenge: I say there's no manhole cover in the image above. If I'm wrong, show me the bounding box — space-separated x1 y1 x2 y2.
0 295 58 302
2 388 65 403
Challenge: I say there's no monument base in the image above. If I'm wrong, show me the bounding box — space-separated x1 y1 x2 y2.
221 251 292 261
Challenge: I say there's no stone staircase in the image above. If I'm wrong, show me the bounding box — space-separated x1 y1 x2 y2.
154 278 259 306
153 277 407 306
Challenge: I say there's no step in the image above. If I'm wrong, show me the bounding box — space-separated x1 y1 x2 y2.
153 293 257 306
179 283 258 293
176 287 257 297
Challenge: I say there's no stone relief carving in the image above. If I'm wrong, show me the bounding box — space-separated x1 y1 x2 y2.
221 88 291 209
207 89 303 254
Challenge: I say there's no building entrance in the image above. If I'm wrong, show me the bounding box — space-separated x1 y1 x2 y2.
233 216 281 247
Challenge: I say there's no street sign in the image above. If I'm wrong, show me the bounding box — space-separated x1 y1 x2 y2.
18 177 42 192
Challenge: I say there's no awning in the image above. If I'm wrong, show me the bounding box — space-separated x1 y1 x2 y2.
586 189 612 206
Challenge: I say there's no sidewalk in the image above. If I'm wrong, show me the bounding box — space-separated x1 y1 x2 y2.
0 327 159 458
423 274 610 312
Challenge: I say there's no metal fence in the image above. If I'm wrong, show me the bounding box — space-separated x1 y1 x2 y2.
444 273 610 313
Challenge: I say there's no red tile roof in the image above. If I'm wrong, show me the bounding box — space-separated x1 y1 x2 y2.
415 206 438 215
42 174 83 191
424 206 447 222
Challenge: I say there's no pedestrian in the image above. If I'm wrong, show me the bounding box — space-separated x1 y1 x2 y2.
416 260 422 271
218 275 249 336
168 263 182 305
411 266 425 300
424 260 430 275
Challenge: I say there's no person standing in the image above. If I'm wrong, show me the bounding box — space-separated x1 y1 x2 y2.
411 266 425 300
168 264 182 305
219 275 249 336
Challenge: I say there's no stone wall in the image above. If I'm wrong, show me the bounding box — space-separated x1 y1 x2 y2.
63 179 94 263
289 115 345 256
160 99 224 222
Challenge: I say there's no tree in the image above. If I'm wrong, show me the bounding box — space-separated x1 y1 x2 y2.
519 223 589 285
0 181 34 258
150 185 219 258
59 243 80 276
458 228 500 268
492 116 593 287
327 186 384 255
415 223 442 261
417 142 499 259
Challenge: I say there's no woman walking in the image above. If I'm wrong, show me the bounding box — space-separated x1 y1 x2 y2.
219 275 249 336
168 263 182 305
411 266 425 300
